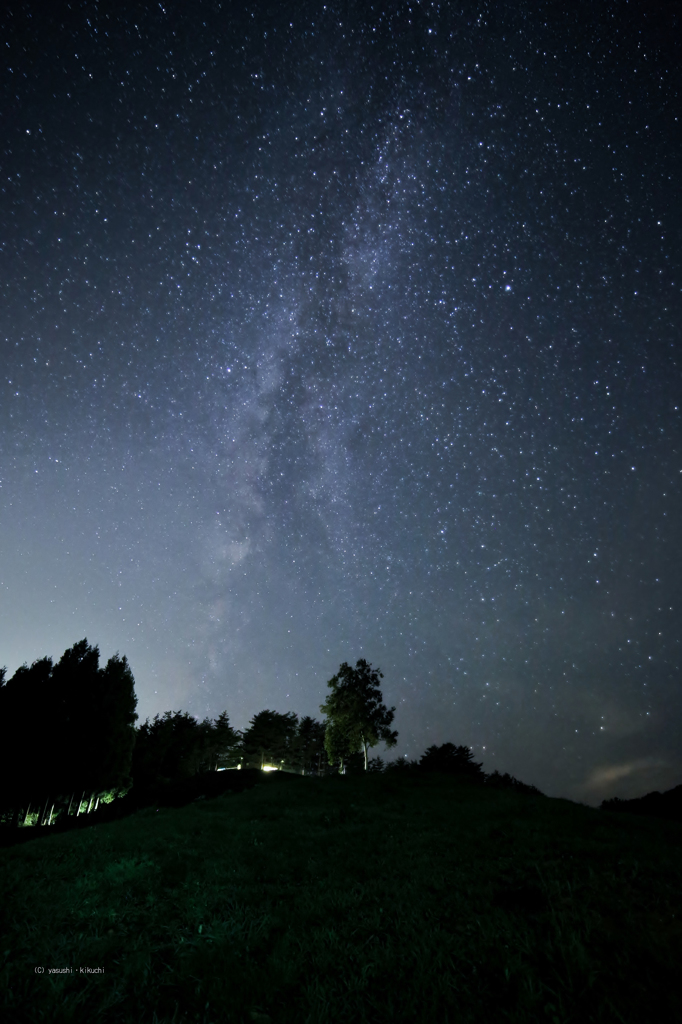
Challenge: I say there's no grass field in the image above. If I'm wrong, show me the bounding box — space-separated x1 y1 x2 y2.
1 770 681 1023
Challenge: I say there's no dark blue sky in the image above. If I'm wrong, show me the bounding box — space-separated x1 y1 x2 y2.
1 0 680 803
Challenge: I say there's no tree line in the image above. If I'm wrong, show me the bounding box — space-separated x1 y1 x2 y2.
0 642 540 828
0 640 137 827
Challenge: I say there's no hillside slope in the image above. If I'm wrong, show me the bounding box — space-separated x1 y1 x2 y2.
1 771 681 1023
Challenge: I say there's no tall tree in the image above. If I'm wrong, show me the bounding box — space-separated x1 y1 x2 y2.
52 640 138 814
93 653 139 793
208 711 242 770
0 640 139 825
241 710 299 770
321 717 356 775
320 660 398 772
293 715 328 775
51 639 103 813
0 659 54 823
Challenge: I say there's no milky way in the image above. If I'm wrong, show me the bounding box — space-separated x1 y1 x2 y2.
1 2 680 802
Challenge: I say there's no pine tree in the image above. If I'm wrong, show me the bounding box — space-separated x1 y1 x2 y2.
209 711 241 770
293 715 328 775
241 710 299 770
0 640 139 825
132 711 209 791
0 656 57 823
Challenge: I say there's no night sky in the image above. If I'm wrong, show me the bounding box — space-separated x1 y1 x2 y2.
1 1 680 805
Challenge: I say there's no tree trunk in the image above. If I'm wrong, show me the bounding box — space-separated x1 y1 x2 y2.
39 794 51 826
67 793 74 816
23 804 32 827
47 803 55 826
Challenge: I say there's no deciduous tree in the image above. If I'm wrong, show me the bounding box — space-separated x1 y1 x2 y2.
320 660 398 772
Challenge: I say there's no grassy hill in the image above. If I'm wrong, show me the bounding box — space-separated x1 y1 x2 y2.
1 770 680 1023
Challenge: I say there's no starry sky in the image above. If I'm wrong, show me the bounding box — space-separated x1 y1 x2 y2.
1 0 680 805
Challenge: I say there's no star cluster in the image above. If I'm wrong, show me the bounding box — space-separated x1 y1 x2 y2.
1 1 680 803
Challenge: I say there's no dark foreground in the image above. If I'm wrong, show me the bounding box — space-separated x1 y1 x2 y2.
1 770 680 1023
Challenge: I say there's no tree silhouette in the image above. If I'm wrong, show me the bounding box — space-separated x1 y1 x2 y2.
53 641 138 815
132 710 245 793
132 711 209 791
293 715 329 775
0 639 138 826
241 709 299 770
48 640 139 817
208 711 242 770
94 653 139 794
484 770 543 795
0 656 56 824
418 743 484 781
320 660 398 772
